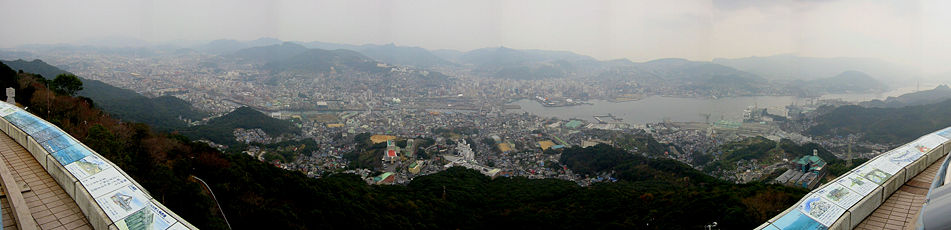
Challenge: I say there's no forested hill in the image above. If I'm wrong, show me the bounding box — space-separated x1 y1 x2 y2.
179 106 298 145
808 99 951 144
0 59 70 79
0 59 206 130
860 85 951 108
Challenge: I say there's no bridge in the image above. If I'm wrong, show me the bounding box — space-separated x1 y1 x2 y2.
758 126 951 230
0 102 195 230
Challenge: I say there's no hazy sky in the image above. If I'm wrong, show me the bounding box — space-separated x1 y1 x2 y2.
1 0 950 73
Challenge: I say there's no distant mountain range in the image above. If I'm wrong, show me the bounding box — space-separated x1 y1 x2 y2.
0 50 36 61
594 58 772 95
453 46 601 79
232 43 385 75
231 42 310 63
223 41 903 95
860 85 951 108
712 54 910 83
358 44 455 68
4 38 924 96
197 37 283 54
796 70 887 94
226 40 765 83
631 58 765 83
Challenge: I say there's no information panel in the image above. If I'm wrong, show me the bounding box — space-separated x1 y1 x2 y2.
80 167 132 198
869 157 904 175
50 144 92 166
936 127 951 140
835 173 877 196
65 155 112 180
19 118 50 135
115 201 179 230
815 183 863 210
913 135 946 152
95 184 149 221
856 158 903 185
884 146 923 168
772 209 827 230
31 126 64 143
798 194 847 227
40 134 78 154
5 111 38 128
0 105 18 117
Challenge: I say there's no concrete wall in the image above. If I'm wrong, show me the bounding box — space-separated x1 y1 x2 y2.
849 187 883 228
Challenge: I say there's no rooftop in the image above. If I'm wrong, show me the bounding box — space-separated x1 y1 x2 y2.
795 155 825 165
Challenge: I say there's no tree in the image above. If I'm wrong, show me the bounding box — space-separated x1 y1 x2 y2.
52 73 83 96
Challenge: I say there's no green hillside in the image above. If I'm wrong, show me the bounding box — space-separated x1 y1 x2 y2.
808 99 951 144
181 106 298 145
262 48 386 74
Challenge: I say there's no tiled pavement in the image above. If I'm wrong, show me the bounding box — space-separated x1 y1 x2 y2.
0 132 91 230
855 155 946 230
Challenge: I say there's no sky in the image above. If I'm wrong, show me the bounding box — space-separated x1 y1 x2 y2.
1 0 949 74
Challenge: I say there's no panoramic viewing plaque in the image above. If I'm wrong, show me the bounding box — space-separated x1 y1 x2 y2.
798 193 847 227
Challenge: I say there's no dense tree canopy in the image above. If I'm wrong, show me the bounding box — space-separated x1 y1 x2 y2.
808 100 951 144
52 73 83 96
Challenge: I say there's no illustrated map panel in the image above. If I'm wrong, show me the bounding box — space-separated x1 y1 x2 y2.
798 194 847 227
31 126 65 143
95 184 150 221
18 117 51 135
65 154 113 180
115 201 179 230
4 111 39 129
40 134 78 154
835 173 878 196
49 144 92 166
854 160 900 185
814 183 863 210
883 146 924 168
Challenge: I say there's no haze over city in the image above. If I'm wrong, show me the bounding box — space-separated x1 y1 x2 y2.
2 0 951 74
3 1 951 229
